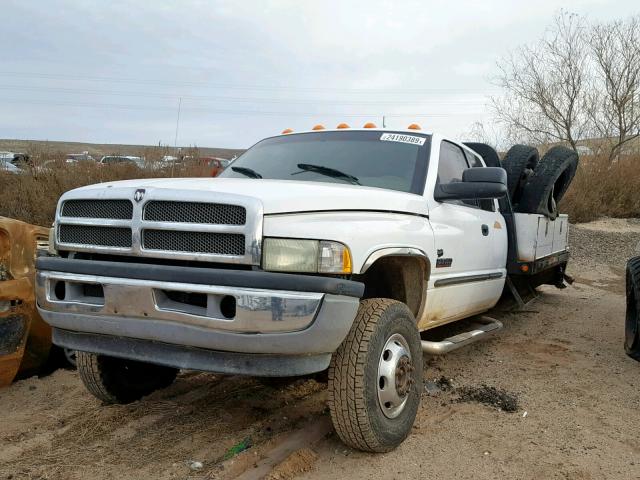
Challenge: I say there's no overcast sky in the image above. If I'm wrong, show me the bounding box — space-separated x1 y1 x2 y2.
1 0 638 149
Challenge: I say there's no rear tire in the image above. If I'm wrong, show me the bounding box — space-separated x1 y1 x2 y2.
516 146 578 219
502 144 539 205
77 352 178 404
625 257 640 361
328 299 422 452
463 142 501 168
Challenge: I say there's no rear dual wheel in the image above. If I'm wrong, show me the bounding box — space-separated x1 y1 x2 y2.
328 299 423 452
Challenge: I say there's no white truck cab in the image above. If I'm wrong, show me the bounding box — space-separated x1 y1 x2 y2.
35 126 573 452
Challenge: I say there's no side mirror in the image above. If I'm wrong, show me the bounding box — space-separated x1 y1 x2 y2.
434 167 507 202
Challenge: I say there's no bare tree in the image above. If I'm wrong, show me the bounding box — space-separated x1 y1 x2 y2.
491 11 590 152
465 120 515 152
587 16 640 161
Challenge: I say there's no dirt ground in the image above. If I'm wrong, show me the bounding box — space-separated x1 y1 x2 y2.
1 218 639 480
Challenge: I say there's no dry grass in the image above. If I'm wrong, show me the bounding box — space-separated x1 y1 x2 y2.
0 146 217 226
1 147 638 227
560 154 640 223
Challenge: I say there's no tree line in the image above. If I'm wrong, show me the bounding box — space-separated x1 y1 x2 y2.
491 11 640 161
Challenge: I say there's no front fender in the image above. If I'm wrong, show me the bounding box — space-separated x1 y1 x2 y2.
263 211 435 274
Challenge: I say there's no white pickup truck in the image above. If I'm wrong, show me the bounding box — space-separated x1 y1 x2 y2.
35 126 576 452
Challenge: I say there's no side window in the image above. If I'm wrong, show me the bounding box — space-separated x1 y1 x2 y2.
437 141 475 207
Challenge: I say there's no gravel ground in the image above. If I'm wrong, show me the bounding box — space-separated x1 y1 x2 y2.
569 217 640 271
1 219 639 480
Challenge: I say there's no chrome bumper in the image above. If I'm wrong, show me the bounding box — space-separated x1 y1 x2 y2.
36 270 323 334
35 257 363 356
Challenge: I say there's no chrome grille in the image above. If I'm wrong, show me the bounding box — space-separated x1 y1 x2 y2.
144 201 246 225
55 189 262 265
143 230 245 255
61 200 133 220
59 225 132 248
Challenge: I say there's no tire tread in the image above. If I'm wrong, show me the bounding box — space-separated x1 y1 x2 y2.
626 256 640 360
328 298 417 452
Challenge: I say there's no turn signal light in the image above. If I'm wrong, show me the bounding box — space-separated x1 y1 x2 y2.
521 264 529 273
336 123 350 129
363 122 377 128
282 128 293 134
407 123 422 130
312 124 325 130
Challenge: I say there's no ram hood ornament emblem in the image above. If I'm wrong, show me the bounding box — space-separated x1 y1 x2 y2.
134 189 145 203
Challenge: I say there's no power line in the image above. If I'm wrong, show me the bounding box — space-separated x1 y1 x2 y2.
0 97 481 118
0 84 488 106
0 71 499 95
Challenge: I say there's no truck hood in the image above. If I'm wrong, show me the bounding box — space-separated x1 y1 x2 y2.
72 178 429 216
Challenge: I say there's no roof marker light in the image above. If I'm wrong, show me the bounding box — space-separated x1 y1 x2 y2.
363 122 377 128
336 123 350 129
282 128 293 134
407 123 422 130
312 124 325 130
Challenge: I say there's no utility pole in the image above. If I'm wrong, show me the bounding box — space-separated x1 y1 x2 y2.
174 97 182 149
172 97 182 177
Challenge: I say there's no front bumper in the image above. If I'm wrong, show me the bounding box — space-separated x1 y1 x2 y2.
35 257 363 375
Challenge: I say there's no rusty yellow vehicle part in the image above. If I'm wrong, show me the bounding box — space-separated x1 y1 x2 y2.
0 217 50 387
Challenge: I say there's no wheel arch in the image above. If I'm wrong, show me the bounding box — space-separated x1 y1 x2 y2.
355 248 430 320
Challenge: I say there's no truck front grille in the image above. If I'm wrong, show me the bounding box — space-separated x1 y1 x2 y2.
143 201 246 225
59 225 132 248
55 192 261 265
61 200 133 220
142 230 245 255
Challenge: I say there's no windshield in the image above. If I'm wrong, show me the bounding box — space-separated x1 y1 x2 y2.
219 130 430 194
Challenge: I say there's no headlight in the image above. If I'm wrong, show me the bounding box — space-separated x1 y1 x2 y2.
262 238 352 274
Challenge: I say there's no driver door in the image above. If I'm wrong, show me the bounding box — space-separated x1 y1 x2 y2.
422 140 506 326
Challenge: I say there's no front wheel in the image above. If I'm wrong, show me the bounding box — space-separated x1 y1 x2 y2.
77 352 178 404
625 257 640 361
328 299 423 452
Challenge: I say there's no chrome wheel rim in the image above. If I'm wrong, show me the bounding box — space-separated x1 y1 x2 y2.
377 333 414 419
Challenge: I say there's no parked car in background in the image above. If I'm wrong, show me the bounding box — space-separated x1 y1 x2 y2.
219 157 235 168
161 155 180 165
0 159 21 174
99 155 144 168
0 151 31 168
198 156 224 176
66 152 96 163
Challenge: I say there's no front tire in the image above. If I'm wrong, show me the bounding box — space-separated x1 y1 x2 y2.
77 352 178 404
328 299 423 452
625 257 640 361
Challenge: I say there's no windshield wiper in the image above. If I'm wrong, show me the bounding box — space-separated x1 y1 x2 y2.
231 166 262 179
296 163 360 185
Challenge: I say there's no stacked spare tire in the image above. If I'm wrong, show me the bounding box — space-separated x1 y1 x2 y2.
501 144 579 220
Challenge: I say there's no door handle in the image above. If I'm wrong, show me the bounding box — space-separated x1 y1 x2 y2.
481 224 489 236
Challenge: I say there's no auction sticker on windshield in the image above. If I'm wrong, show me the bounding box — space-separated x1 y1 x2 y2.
379 133 426 146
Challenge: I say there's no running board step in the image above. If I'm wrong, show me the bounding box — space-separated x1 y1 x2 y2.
421 316 503 355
